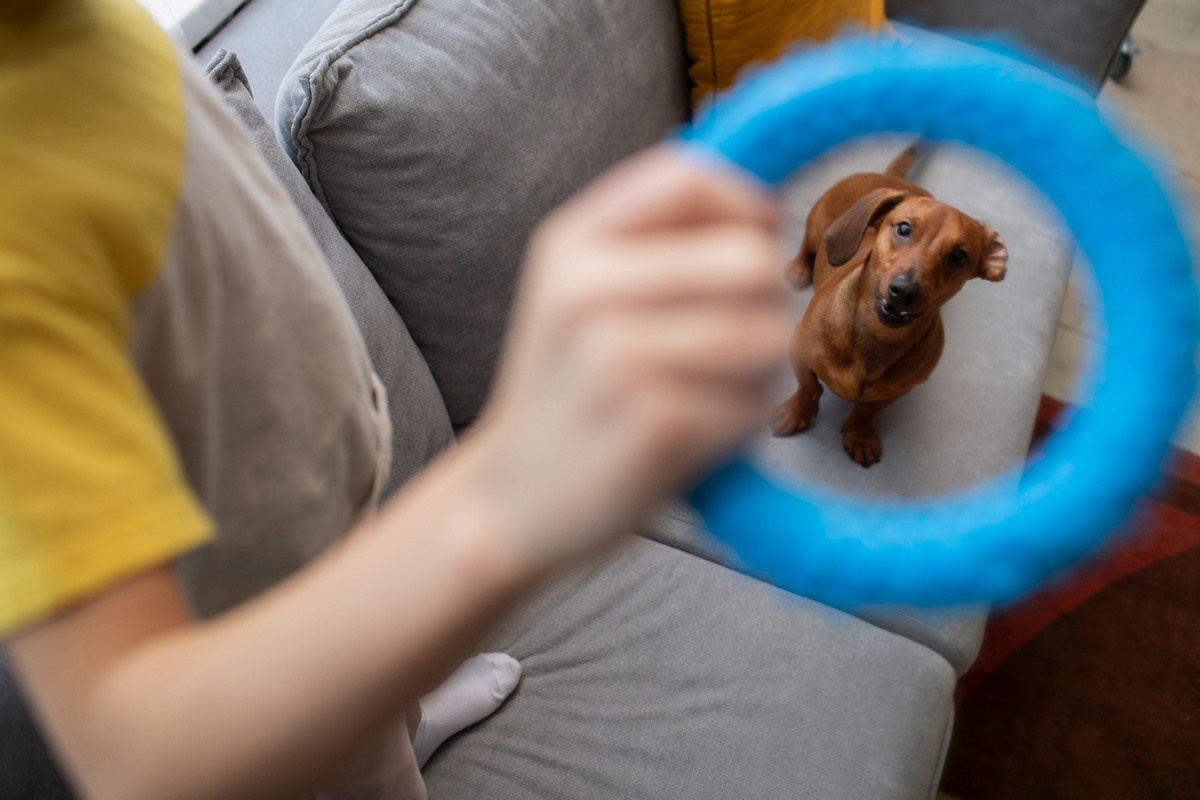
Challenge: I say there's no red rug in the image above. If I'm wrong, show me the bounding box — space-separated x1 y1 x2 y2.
940 396 1200 800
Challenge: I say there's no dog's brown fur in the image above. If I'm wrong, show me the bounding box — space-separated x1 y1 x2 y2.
772 145 1009 467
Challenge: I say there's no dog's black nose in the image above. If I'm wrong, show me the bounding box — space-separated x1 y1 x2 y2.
887 272 923 309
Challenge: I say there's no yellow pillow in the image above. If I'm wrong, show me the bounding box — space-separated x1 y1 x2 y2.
679 0 886 113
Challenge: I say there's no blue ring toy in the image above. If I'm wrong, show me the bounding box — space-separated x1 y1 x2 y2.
681 33 1200 608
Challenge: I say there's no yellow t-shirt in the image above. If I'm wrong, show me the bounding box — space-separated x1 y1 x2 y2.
0 0 210 635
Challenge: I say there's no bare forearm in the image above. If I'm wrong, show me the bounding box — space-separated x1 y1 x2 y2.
13 434 536 800
9 147 788 800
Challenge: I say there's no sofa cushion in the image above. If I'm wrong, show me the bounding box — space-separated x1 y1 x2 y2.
206 50 453 496
424 535 957 800
276 0 690 425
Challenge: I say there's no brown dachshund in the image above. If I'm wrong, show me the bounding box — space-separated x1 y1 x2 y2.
772 144 1009 467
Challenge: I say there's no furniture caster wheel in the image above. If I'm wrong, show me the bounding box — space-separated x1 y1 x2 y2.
1110 37 1140 82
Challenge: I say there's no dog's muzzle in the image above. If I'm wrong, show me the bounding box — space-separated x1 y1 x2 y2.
874 288 925 328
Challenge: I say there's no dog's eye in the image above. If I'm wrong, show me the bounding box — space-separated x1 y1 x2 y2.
895 221 911 238
949 248 969 266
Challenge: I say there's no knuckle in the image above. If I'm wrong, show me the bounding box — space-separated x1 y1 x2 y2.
722 232 783 287
551 266 615 331
742 230 778 263
719 229 763 264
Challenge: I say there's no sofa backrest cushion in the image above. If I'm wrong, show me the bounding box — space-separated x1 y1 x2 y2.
275 0 690 425
206 50 454 496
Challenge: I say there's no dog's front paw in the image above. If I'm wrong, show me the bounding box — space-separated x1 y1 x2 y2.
772 395 817 437
841 427 882 468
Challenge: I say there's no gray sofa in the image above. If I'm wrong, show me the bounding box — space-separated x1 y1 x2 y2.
0 0 1142 798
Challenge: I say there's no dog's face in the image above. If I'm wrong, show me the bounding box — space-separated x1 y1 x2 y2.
824 190 1008 329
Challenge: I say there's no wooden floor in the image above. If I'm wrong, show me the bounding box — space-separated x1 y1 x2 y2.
1043 0 1200 455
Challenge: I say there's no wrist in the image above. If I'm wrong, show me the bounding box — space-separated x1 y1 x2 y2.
445 414 572 583
410 420 550 592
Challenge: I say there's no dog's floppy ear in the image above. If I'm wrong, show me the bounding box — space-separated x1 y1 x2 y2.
978 225 1008 282
824 189 908 267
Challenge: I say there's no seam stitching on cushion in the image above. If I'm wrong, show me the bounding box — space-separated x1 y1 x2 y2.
650 506 744 563
286 0 422 212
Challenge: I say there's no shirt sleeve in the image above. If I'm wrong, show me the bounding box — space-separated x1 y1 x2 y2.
0 272 210 638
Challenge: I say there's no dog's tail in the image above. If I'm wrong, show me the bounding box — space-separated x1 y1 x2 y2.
884 141 925 179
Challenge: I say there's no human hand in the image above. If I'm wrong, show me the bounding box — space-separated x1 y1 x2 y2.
463 145 791 571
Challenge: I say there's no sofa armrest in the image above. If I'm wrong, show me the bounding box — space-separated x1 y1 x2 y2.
197 0 343 117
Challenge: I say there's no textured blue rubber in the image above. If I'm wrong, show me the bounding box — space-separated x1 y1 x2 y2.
680 32 1200 608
